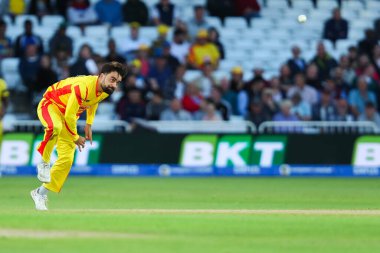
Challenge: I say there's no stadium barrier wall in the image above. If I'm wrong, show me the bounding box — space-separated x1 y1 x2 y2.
1 133 380 177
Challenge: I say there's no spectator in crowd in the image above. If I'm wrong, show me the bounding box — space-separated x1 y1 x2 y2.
355 54 371 76
14 19 44 58
119 22 149 61
209 85 231 120
150 25 170 56
188 29 220 70
164 65 187 100
182 82 203 114
330 68 350 98
122 0 149 26
0 77 9 143
361 64 379 92
287 45 307 79
273 100 299 122
28 0 54 19
279 64 293 91
160 98 192 120
161 42 180 72
269 76 285 104
104 38 126 64
206 0 234 23
261 88 279 119
146 91 167 120
18 44 41 100
135 45 150 77
194 62 217 98
69 44 98 76
338 55 356 86
305 63 323 91
287 73 318 106
151 0 180 26
228 66 245 115
290 92 311 121
349 76 377 117
198 99 223 121
147 51 172 91
187 5 209 40
358 101 380 128
347 46 358 68
0 19 13 61
323 8 348 45
310 42 338 81
49 23 73 59
128 61 148 90
245 100 270 126
170 28 190 64
95 0 123 27
208 27 225 60
250 67 269 86
67 0 98 28
312 90 337 121
246 79 265 107
358 29 378 57
33 54 58 111
35 54 57 95
336 98 354 121
116 88 146 122
234 0 261 26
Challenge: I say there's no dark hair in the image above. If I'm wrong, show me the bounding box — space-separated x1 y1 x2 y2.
24 19 32 26
100 62 127 79
0 19 6 26
194 5 204 11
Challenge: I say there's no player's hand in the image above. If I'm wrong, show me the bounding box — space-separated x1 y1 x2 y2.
84 124 93 145
74 136 86 152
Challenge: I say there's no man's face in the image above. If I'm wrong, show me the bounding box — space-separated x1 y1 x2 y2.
100 71 122 95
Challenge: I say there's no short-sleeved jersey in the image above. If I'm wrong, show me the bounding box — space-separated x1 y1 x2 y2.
42 75 108 141
188 43 220 68
0 78 9 112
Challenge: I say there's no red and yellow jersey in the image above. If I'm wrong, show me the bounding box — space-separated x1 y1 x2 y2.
0 78 9 112
42 75 108 141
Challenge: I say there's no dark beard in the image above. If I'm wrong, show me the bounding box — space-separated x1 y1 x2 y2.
103 87 114 95
101 82 114 95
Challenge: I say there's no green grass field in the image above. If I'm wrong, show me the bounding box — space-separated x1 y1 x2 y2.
1 177 380 253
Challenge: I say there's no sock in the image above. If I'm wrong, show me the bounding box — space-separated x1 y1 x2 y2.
37 186 49 196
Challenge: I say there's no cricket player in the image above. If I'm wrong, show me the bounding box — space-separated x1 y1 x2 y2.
31 62 127 211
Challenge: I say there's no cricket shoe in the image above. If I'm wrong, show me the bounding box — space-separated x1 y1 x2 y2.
30 189 48 211
37 162 51 183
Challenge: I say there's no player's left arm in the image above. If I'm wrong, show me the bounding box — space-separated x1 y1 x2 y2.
85 103 99 145
0 80 10 120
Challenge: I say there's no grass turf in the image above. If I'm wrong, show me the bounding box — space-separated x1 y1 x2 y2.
0 177 379 253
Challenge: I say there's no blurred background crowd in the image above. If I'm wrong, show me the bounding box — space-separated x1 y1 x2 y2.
0 0 379 128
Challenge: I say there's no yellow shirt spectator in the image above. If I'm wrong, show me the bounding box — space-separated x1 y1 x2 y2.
188 29 220 69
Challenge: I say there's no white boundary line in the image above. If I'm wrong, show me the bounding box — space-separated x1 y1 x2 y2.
54 209 380 215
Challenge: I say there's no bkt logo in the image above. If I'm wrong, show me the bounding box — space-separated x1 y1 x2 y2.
180 135 287 167
352 136 380 166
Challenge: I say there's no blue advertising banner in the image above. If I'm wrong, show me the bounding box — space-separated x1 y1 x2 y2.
1 164 380 177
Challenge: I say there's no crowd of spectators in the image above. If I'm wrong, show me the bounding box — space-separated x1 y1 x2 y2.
0 0 379 128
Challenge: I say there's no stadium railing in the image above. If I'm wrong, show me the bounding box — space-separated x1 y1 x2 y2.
258 121 380 134
133 119 257 133
4 119 131 133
